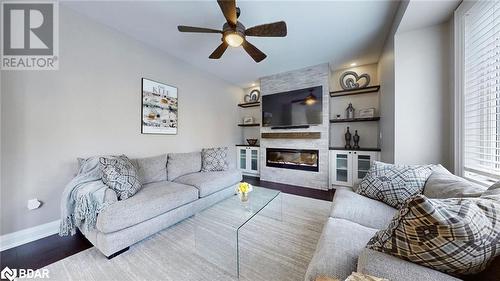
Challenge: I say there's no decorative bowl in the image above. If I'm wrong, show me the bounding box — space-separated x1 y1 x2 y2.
246 139 258 146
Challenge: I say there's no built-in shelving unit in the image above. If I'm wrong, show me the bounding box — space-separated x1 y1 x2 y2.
237 101 260 108
238 123 260 127
236 144 260 147
329 85 380 97
329 147 381 152
330 117 380 123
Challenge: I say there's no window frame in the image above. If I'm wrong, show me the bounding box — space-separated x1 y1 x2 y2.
454 0 499 186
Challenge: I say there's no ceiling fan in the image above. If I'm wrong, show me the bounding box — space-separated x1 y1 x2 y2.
177 0 287 63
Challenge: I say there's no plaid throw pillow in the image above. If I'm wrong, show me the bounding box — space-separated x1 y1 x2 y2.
100 155 142 200
356 161 435 208
366 194 500 275
201 147 228 172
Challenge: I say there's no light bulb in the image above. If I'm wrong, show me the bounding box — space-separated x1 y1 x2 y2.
225 32 244 47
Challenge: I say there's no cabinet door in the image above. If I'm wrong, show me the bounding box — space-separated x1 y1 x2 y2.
331 151 353 187
249 148 259 174
237 148 247 171
352 151 378 185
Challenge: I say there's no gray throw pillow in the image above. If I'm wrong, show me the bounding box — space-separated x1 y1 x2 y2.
423 165 486 199
132 154 167 184
366 194 500 275
100 155 142 200
482 181 500 197
356 161 435 208
201 147 229 172
167 152 202 181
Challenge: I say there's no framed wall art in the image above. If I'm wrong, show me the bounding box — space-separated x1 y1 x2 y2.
141 78 178 134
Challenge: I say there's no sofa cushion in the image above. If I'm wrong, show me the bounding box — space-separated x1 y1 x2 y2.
174 170 242 197
99 155 142 200
366 194 500 275
330 188 397 229
304 218 378 281
96 181 198 233
358 248 461 281
132 154 167 184
423 165 485 199
167 152 201 181
201 147 229 172
356 161 435 208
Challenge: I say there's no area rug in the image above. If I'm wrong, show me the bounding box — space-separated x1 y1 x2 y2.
32 192 331 281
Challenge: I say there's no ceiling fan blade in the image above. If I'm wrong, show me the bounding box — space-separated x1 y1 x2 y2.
245 21 287 37
177 25 222 33
209 41 229 59
217 0 237 27
242 40 267 63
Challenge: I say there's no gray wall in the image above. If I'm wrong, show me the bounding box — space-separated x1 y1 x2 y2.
0 7 243 235
394 21 452 168
259 64 330 190
378 1 408 163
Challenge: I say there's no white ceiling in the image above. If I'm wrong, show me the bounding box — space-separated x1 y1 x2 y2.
397 0 460 33
63 1 400 88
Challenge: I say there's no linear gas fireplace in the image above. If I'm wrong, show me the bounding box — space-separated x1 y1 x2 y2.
266 148 319 172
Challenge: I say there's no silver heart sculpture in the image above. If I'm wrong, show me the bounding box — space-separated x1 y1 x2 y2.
339 71 370 90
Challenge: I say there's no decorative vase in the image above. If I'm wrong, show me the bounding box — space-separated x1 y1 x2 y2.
345 127 352 149
353 130 360 149
239 192 249 202
346 103 355 119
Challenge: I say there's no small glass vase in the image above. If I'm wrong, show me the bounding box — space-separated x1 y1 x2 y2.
239 192 249 202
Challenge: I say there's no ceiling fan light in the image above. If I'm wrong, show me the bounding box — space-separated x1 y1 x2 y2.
225 32 244 47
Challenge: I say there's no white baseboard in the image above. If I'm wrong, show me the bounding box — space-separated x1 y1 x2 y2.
0 220 60 251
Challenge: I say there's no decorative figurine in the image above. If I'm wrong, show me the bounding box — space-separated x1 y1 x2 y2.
339 71 371 90
353 130 360 149
345 126 352 149
346 103 355 119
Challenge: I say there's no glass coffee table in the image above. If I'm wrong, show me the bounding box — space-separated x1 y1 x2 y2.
189 186 282 278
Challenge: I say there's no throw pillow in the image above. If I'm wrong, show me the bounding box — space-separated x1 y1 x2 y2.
423 165 486 199
366 194 500 275
356 161 435 208
482 181 500 197
201 147 229 172
100 155 142 200
132 154 167 184
167 152 202 181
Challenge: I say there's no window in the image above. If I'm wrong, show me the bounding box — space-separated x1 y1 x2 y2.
457 0 500 185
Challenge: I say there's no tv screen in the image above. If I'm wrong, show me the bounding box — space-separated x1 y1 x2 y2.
262 86 322 127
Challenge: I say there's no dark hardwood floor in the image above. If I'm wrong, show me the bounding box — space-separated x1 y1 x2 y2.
0 230 92 271
243 175 335 201
0 177 334 271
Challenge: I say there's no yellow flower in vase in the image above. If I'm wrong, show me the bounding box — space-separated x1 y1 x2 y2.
238 182 253 202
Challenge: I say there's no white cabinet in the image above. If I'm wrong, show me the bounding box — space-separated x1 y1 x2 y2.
329 150 379 188
237 146 260 176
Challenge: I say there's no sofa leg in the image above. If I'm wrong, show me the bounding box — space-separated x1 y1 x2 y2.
106 247 129 259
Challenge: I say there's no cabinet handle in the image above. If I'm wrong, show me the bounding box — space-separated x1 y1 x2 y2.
354 152 357 154
348 152 351 154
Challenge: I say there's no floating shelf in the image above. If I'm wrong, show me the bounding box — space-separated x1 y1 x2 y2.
238 102 260 108
261 132 321 139
329 147 381 152
235 144 260 147
330 117 380 123
238 123 260 127
330 85 380 97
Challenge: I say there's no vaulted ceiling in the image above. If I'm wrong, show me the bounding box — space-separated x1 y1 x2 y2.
64 1 399 87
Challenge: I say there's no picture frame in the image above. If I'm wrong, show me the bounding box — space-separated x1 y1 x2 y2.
141 78 178 135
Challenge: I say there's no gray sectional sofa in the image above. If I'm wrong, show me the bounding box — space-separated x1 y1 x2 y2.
304 186 462 281
79 151 242 258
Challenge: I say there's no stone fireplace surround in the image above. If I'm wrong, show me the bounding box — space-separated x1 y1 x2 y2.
259 64 330 190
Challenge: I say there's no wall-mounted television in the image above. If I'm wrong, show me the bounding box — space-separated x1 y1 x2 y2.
262 86 323 128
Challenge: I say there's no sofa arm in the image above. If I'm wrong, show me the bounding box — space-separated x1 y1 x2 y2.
357 249 461 281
